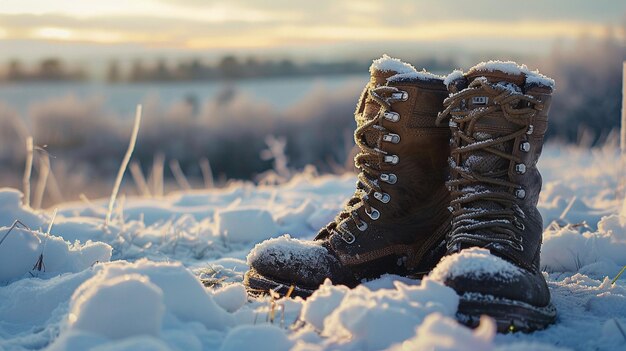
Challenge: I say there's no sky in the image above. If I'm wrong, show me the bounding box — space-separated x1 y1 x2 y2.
0 0 625 65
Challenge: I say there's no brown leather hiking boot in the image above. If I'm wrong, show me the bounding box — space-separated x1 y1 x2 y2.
431 61 556 332
244 55 452 298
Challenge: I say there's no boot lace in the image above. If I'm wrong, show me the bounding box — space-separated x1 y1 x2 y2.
315 85 407 244
435 77 544 252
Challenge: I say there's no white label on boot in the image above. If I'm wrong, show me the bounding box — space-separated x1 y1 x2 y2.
472 96 488 105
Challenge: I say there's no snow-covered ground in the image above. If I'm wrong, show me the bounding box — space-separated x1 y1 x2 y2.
0 143 625 351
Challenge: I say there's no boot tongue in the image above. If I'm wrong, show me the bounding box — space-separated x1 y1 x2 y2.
458 65 528 215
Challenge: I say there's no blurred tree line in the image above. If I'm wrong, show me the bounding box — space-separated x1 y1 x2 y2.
0 55 454 83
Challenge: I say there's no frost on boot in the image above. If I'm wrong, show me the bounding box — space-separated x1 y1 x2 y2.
245 55 452 298
433 61 556 332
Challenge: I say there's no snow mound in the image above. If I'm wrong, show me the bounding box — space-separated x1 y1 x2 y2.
369 54 443 83
220 325 293 351
212 283 248 313
467 60 555 88
0 226 111 283
216 208 279 243
305 279 458 350
70 259 233 332
542 214 626 273
301 279 350 331
69 273 165 339
0 188 47 229
429 247 522 282
390 313 495 351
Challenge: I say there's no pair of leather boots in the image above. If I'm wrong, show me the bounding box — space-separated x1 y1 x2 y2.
244 55 556 333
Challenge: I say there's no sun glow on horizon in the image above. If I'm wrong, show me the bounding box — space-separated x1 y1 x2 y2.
0 0 623 59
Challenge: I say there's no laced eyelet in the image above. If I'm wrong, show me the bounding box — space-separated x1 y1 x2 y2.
365 207 380 220
331 229 355 244
356 220 368 232
373 192 391 204
515 188 526 199
383 112 400 122
449 120 458 127
391 91 408 101
526 125 534 135
515 163 526 174
520 142 531 152
384 155 399 164
342 231 356 244
380 173 397 184
382 133 400 144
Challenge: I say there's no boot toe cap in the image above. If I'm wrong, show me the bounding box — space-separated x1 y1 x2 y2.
246 235 352 288
430 247 551 307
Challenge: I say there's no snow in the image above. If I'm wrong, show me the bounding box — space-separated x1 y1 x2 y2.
220 325 293 351
444 69 465 86
369 54 444 83
215 208 279 243
429 247 522 282
389 313 495 351
212 283 247 313
0 143 625 350
467 60 556 89
0 226 111 283
68 273 165 339
370 54 417 75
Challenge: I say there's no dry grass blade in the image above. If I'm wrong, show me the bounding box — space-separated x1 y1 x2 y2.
0 220 31 248
23 137 34 208
169 159 192 190
33 151 51 209
199 157 214 189
611 265 626 285
33 209 57 272
105 105 142 228
130 161 151 197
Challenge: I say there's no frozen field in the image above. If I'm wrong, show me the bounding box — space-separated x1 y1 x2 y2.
0 142 625 351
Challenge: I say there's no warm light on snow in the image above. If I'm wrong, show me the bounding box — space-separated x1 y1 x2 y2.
0 143 625 350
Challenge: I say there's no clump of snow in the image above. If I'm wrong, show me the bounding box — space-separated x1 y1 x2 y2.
220 325 293 351
301 279 350 330
370 54 443 83
0 226 111 283
69 273 165 339
390 313 495 351
212 283 248 313
429 247 522 282
0 188 47 229
541 214 626 273
70 259 233 332
444 69 465 86
216 208 279 243
467 60 555 89
315 279 458 350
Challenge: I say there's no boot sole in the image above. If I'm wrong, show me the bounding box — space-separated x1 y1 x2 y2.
457 293 557 333
244 269 316 299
